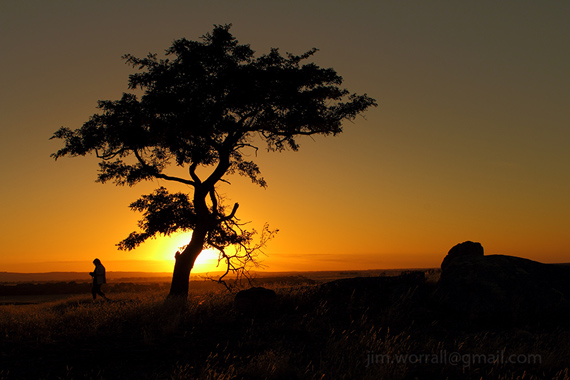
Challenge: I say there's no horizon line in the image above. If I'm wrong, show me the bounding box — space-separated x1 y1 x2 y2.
0 267 440 275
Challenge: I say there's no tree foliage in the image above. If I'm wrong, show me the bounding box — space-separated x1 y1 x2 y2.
51 24 377 293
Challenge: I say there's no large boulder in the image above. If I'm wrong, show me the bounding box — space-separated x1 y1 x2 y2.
437 248 570 324
441 240 484 270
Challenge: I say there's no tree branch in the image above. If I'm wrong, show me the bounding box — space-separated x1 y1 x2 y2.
235 142 260 155
209 187 218 215
189 162 201 184
203 132 242 188
133 149 197 186
95 148 124 160
155 173 197 186
220 202 239 222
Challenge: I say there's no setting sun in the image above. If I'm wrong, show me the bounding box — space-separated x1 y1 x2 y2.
157 232 223 273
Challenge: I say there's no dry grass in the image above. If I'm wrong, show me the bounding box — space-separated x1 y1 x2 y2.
1 276 569 379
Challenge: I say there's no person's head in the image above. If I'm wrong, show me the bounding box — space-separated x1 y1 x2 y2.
93 258 101 265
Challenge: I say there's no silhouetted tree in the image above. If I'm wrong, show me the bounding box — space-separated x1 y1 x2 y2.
51 24 377 298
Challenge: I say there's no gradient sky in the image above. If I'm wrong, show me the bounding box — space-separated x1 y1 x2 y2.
1 1 569 274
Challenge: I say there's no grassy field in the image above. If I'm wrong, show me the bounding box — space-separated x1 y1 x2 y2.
1 273 569 380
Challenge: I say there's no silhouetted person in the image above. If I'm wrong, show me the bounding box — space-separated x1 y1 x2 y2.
89 258 109 301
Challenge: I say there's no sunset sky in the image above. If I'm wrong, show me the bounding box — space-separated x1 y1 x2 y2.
1 1 569 275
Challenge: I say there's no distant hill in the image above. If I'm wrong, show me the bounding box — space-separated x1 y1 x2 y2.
0 271 172 283
0 268 437 283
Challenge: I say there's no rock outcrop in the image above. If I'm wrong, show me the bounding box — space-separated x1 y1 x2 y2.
441 240 484 270
437 243 570 324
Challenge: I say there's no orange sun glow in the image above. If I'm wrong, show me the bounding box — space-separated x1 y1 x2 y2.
156 232 223 273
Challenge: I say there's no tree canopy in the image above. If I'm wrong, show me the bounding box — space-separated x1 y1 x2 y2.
51 24 377 296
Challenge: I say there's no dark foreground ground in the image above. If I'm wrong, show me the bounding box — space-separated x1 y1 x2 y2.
1 271 569 380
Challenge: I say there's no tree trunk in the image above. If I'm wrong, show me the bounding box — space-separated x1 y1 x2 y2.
168 181 216 298
168 227 207 298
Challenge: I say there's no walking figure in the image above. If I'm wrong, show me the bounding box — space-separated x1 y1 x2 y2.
89 258 109 301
